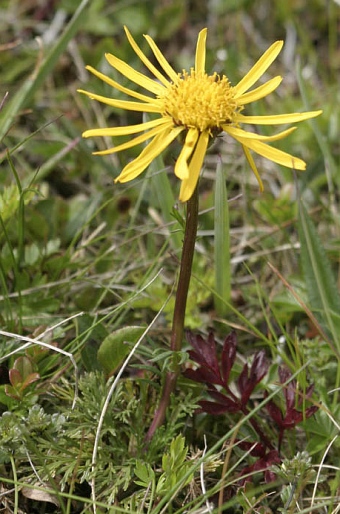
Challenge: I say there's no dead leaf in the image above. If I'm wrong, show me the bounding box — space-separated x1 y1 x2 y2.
21 483 60 507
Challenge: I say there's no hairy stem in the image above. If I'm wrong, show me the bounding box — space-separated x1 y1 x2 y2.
145 187 199 443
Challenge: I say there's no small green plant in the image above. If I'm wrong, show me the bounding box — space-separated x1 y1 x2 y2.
4 355 40 402
134 435 193 508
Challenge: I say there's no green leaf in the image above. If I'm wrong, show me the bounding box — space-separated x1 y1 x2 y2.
4 384 21 401
298 200 340 354
214 161 231 315
0 184 35 224
81 344 102 372
134 460 155 487
21 374 40 391
0 386 15 408
148 151 183 251
13 356 36 379
97 326 145 375
169 434 187 466
159 435 192 494
162 434 187 473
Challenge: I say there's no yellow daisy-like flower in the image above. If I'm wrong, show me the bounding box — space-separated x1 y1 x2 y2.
78 27 322 202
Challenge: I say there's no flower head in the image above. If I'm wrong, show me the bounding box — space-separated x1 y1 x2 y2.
78 27 322 202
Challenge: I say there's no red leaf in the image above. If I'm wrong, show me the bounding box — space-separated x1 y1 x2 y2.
266 367 319 434
185 331 225 386
199 399 239 415
183 367 221 385
205 388 240 413
265 397 284 426
21 372 40 390
237 350 268 404
9 368 22 388
221 332 237 386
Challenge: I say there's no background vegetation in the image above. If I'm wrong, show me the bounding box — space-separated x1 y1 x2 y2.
0 0 339 512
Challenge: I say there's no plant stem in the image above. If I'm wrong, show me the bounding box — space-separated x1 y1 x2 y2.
145 186 199 443
10 455 19 514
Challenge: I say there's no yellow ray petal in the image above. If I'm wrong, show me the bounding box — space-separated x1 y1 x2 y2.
195 28 207 74
233 41 284 97
233 134 307 169
87 122 174 156
242 145 264 191
83 117 170 138
116 126 184 182
124 26 171 88
179 131 209 202
236 76 282 105
78 89 162 113
224 125 297 142
175 128 200 179
143 34 179 84
105 53 165 96
85 66 155 102
93 127 171 156
92 125 168 155
236 110 323 125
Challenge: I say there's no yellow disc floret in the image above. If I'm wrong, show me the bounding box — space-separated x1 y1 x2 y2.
162 70 241 133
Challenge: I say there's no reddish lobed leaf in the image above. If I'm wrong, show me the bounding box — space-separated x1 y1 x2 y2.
185 331 225 386
265 366 319 443
183 366 222 386
199 386 241 414
237 350 268 404
237 440 267 458
265 397 284 426
199 398 240 415
184 331 270 415
239 448 281 484
221 332 237 387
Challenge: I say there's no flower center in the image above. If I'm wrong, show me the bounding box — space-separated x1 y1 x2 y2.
161 70 241 133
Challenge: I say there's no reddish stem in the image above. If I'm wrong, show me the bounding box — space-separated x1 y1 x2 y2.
145 187 199 443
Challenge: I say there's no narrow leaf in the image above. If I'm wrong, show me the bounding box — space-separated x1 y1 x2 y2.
298 200 340 354
214 161 231 315
0 0 90 140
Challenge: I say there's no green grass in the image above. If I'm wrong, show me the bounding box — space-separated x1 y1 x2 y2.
0 0 339 512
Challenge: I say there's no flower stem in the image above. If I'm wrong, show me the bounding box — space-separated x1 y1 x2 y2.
145 186 199 443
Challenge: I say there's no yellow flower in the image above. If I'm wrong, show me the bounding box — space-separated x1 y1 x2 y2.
78 27 322 202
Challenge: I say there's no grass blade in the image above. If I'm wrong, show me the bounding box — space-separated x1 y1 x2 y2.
0 0 90 140
298 199 340 357
148 154 183 251
214 160 230 316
